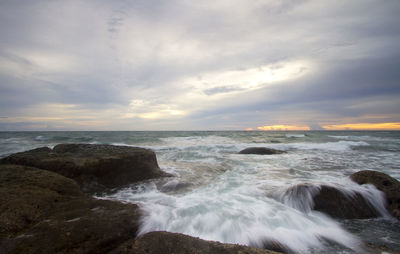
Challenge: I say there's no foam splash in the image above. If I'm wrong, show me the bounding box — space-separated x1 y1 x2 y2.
2 131 399 252
273 141 370 152
329 135 400 143
277 181 391 219
106 173 366 253
286 134 306 138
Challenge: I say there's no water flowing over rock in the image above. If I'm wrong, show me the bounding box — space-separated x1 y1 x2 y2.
280 184 380 219
313 185 380 219
0 165 279 254
112 231 281 254
351 170 400 219
239 147 286 155
0 164 141 254
0 144 171 193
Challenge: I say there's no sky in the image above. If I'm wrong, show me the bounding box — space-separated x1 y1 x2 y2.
0 0 399 131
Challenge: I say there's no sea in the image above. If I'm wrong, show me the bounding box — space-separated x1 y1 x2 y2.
1 131 399 253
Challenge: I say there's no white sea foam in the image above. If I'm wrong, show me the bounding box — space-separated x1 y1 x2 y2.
286 134 305 138
286 141 370 151
329 135 400 143
277 180 391 219
105 167 366 253
34 135 48 141
102 134 396 253
236 140 369 153
159 135 236 149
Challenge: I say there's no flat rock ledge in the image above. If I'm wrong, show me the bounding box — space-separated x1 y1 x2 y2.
0 143 172 193
350 170 400 219
239 147 286 155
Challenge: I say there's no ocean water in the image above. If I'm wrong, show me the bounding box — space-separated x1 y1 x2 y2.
1 131 399 253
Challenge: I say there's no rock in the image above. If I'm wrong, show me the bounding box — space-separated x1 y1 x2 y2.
0 164 141 254
366 242 400 254
350 170 400 219
0 144 171 193
281 184 379 219
313 185 379 219
112 231 281 254
239 147 285 155
0 164 83 237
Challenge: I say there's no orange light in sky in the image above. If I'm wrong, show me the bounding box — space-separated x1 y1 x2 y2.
257 125 311 131
245 128 254 131
322 122 400 130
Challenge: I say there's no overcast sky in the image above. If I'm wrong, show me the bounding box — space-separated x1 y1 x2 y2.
0 0 399 130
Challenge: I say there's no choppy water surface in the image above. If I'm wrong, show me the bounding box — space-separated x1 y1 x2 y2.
1 131 399 253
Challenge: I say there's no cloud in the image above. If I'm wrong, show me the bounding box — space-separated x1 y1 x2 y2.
0 0 399 130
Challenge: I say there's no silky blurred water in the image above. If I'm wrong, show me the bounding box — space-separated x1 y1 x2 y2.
1 131 399 253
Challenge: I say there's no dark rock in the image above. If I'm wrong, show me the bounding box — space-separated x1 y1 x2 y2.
0 164 141 254
1 144 171 193
239 147 285 155
350 170 400 219
112 231 281 254
0 164 83 237
313 185 379 219
260 240 288 253
366 242 400 254
281 184 379 219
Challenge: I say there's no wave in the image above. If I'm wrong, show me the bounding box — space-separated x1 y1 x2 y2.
160 135 236 147
277 181 390 218
104 176 366 253
239 141 370 152
329 135 400 143
35 135 49 141
285 134 305 138
156 136 370 154
288 141 370 151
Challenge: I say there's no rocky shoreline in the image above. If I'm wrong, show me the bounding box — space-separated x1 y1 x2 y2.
1 144 172 194
1 144 399 253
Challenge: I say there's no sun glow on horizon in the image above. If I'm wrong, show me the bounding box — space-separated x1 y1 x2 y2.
257 125 311 131
322 122 400 130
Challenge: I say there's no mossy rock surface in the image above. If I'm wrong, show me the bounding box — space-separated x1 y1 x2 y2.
0 164 141 254
0 164 83 237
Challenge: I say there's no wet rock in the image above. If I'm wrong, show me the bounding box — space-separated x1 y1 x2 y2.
239 147 286 155
1 144 171 193
313 185 379 219
366 242 400 254
0 164 141 254
112 231 281 254
260 240 288 253
351 170 400 219
281 184 379 219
